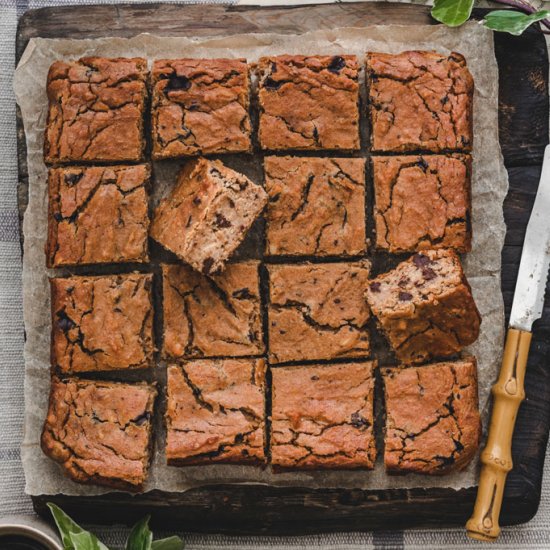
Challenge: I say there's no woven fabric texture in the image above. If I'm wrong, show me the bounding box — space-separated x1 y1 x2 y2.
1 1 549 548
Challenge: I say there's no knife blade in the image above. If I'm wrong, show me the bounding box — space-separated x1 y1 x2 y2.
467 144 550 541
510 144 550 331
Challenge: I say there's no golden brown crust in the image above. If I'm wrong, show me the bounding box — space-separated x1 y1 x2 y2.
258 55 360 151
165 359 266 465
150 158 267 275
151 58 251 159
268 262 371 363
44 57 147 164
162 261 264 359
46 165 150 267
264 156 366 256
382 358 481 474
50 273 154 373
373 154 472 253
366 51 473 153
271 362 376 470
41 377 156 491
365 249 481 364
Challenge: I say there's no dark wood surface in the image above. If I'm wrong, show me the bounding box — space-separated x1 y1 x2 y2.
16 2 550 534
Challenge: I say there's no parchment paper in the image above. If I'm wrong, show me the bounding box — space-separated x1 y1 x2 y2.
14 22 508 496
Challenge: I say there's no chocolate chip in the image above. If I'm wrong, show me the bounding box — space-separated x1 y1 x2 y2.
235 433 244 444
398 278 410 288
56 310 76 332
53 212 63 222
228 199 235 208
270 62 277 73
328 56 346 74
64 172 83 186
416 158 429 171
413 253 431 267
369 282 381 293
192 196 201 206
398 291 413 301
312 126 319 141
202 257 214 275
164 74 191 93
311 375 319 381
441 96 449 105
264 77 282 90
422 267 437 280
350 412 370 428
269 192 281 203
214 213 232 228
233 288 254 300
334 298 341 304
454 439 464 452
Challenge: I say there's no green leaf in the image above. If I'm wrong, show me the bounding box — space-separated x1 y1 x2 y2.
47 503 109 550
151 537 184 550
483 9 550 36
126 516 153 550
431 0 475 27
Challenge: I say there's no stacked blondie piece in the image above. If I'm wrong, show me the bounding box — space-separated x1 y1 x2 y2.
41 51 481 491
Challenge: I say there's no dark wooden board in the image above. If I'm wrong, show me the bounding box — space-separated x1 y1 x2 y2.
16 2 550 534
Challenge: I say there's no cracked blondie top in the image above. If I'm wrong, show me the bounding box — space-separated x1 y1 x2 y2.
366 51 473 153
50 273 154 373
150 158 267 276
268 262 371 363
264 156 366 256
271 361 376 469
41 377 156 490
365 250 480 364
373 154 471 253
166 359 266 465
46 164 150 267
162 261 264 359
382 358 481 474
151 58 251 159
44 57 148 164
257 55 360 151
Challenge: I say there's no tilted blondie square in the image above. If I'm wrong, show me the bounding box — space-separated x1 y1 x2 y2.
41 377 156 490
44 57 147 164
271 361 376 469
365 249 480 364
166 359 266 465
264 156 366 256
373 154 471 253
150 158 267 276
268 261 371 363
366 51 473 153
382 358 481 474
46 164 150 267
50 273 154 373
162 261 264 359
257 55 360 151
151 58 251 159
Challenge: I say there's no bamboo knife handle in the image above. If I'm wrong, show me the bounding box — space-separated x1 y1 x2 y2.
466 328 532 541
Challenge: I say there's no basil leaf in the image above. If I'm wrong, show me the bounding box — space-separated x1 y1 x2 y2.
151 536 185 550
126 516 153 550
69 532 103 550
47 503 109 550
431 0 475 27
483 9 550 35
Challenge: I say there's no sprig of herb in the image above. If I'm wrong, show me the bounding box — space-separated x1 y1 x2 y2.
431 0 550 35
47 503 184 550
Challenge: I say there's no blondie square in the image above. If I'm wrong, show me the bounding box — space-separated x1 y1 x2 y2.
44 57 147 164
271 361 376 469
382 358 481 474
264 156 366 256
373 154 471 253
162 261 264 359
257 55 360 151
41 377 156 490
365 250 480 364
166 359 266 465
150 158 267 276
151 58 251 159
46 164 150 267
366 51 473 153
268 262 371 363
50 273 154 373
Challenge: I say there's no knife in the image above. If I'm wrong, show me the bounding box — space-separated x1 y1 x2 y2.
466 144 550 541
